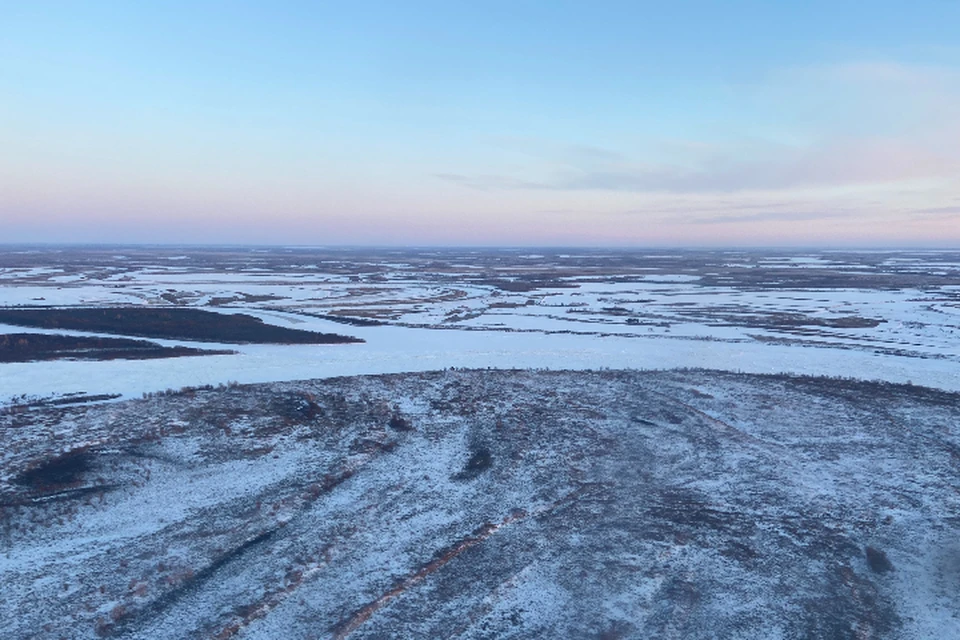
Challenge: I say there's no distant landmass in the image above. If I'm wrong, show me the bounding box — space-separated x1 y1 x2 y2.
0 307 362 345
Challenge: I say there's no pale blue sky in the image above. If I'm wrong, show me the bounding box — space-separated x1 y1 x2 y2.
2 1 959 245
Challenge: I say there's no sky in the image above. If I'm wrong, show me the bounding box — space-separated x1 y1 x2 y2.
2 1 959 247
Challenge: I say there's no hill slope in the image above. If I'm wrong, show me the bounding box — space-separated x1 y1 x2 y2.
2 369 958 639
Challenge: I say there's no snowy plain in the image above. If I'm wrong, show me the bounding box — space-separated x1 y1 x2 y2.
1 246 959 403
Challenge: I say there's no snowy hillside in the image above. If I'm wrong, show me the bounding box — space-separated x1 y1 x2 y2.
3 369 958 639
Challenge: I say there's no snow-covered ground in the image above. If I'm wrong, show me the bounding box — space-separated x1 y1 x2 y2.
3 369 958 638
4 248 960 639
1 247 958 404
3 320 959 404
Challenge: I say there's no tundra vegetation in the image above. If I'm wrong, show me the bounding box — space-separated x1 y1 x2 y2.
0 333 233 363
0 307 361 345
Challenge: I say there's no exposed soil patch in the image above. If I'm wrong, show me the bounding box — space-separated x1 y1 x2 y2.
866 546 895 573
16 449 94 490
454 446 493 480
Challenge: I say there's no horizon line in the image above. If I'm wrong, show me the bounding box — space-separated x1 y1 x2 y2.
1 242 959 252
